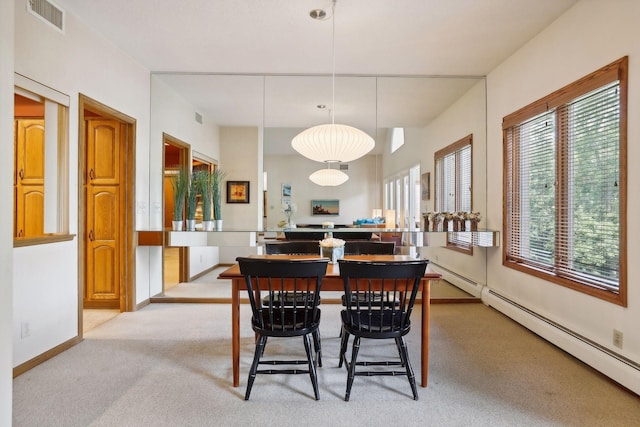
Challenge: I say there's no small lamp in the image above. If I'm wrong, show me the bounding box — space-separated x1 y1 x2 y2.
385 209 396 228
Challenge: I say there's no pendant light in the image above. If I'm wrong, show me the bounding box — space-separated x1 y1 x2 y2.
292 0 375 165
309 164 349 186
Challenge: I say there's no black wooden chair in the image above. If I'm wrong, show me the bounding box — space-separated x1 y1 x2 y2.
343 240 395 255
265 240 320 255
284 231 326 240
236 257 328 400
333 231 373 241
263 240 321 308
341 241 396 307
337 259 429 401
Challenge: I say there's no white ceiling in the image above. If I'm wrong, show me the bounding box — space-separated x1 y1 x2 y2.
54 0 578 155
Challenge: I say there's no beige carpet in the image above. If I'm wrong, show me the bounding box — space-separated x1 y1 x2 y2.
13 302 640 426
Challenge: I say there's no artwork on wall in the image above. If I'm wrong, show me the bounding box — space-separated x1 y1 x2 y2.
421 172 430 201
311 199 339 216
281 183 292 197
226 180 250 203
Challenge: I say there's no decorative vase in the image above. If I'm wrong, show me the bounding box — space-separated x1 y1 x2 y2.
172 220 183 231
320 245 344 264
186 219 196 231
203 220 214 231
471 220 478 231
214 219 223 231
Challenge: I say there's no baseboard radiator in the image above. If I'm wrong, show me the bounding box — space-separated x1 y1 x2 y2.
429 262 483 298
483 288 640 396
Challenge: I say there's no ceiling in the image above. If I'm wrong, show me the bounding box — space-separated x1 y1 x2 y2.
54 0 578 155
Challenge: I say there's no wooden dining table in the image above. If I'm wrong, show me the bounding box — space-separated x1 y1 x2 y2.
217 254 441 388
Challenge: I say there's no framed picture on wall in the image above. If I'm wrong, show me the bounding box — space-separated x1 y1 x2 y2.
281 183 292 197
311 199 339 216
421 172 430 201
227 181 250 203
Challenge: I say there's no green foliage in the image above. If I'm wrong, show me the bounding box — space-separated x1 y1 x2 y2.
186 172 199 220
210 168 228 220
194 170 212 221
519 84 620 282
170 168 189 221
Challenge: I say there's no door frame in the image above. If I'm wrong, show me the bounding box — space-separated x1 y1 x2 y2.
78 94 136 325
163 133 191 289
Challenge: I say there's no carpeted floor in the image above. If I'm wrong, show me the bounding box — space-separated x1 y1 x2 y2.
13 302 640 426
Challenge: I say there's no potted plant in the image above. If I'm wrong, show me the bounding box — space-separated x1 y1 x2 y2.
170 168 189 231
195 170 214 231
210 167 227 230
185 172 199 231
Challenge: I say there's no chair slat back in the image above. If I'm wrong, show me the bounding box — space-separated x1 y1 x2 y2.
338 259 428 335
237 257 328 333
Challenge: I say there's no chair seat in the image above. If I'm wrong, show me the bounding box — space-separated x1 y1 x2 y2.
340 310 410 337
253 308 321 337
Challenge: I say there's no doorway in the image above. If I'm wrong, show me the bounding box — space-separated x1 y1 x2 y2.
163 133 190 292
79 95 135 314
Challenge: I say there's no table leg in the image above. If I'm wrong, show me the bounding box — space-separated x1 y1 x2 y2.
232 279 240 387
421 279 430 387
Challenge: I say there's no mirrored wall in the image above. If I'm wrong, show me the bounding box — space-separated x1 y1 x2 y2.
150 73 488 298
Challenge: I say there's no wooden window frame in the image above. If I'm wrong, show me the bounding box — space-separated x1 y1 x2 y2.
13 75 71 246
502 57 627 306
434 134 473 254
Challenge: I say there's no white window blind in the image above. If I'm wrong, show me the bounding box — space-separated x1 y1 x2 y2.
503 57 626 303
435 135 473 251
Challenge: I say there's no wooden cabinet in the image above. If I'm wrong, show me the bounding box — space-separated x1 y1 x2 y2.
14 119 45 238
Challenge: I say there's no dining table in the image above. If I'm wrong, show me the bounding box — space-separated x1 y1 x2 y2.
217 254 441 388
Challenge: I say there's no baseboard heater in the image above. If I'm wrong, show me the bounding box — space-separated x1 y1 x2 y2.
429 262 481 297
485 289 640 391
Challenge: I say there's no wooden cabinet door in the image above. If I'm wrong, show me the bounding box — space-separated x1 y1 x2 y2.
14 119 45 237
84 119 123 308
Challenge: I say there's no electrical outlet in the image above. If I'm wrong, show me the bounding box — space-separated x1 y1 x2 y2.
21 321 30 339
613 329 623 349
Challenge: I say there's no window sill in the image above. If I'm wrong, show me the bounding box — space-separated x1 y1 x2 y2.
14 233 75 247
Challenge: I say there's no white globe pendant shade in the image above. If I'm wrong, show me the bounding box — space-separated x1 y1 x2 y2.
309 167 349 186
292 123 375 163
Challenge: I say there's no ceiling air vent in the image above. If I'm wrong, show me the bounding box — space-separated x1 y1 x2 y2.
339 163 349 170
195 112 203 124
27 0 65 33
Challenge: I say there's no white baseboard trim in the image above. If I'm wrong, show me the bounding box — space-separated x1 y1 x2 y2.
429 262 484 298
483 287 640 396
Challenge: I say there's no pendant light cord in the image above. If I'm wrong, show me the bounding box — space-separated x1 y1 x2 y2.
331 0 336 125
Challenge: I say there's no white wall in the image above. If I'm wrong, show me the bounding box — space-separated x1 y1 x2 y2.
383 80 488 289
0 0 14 422
13 4 151 363
485 0 640 393
264 154 379 228
219 127 262 263
149 77 222 290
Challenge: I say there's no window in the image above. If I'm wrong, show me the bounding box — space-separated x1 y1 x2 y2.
435 135 473 252
390 127 405 153
13 74 70 246
503 57 627 305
